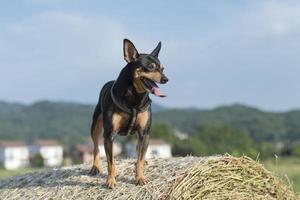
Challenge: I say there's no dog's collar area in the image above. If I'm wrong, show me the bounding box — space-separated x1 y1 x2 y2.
110 82 151 114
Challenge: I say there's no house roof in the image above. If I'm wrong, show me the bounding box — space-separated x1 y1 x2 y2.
0 140 27 147
34 139 61 147
74 144 92 153
149 139 169 145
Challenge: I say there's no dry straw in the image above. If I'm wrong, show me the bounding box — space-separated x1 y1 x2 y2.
0 155 298 200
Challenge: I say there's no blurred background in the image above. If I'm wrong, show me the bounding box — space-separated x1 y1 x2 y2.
0 0 300 192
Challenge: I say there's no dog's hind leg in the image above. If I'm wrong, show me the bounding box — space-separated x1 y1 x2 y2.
89 105 103 175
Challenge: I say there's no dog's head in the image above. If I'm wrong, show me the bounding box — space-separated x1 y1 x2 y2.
123 39 168 97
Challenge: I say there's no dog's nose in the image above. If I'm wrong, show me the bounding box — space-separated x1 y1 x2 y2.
161 76 169 84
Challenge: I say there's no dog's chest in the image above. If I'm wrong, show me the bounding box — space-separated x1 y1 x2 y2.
112 110 149 134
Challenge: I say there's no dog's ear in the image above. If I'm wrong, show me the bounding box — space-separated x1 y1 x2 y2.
150 41 161 57
123 39 139 63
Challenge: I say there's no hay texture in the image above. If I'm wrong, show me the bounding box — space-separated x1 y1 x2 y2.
0 155 298 200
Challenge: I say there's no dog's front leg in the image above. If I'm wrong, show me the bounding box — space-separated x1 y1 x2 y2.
136 132 149 185
104 135 116 189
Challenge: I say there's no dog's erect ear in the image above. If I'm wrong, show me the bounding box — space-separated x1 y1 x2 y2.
123 39 139 63
150 41 161 57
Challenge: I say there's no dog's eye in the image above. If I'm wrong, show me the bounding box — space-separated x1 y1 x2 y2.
148 63 156 70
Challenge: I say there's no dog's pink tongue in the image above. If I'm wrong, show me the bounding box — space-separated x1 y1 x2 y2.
152 87 166 97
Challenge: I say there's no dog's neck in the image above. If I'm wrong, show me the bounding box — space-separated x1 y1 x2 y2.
112 63 149 109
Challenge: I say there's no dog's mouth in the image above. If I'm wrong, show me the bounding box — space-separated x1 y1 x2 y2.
141 78 166 97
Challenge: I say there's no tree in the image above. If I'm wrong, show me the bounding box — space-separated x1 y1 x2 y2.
31 154 44 167
194 124 258 157
150 123 175 143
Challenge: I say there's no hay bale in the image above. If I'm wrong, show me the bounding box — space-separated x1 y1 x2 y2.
0 155 298 200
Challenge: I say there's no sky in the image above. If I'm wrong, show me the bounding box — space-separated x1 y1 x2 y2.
0 0 300 111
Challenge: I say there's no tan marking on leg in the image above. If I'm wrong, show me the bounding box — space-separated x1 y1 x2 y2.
136 110 149 131
135 134 149 185
112 112 129 132
136 159 146 184
89 114 103 175
135 111 150 184
105 139 116 189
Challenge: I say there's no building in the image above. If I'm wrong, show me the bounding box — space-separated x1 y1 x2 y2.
71 140 122 164
174 129 189 140
97 140 122 158
126 139 172 159
71 144 93 164
30 140 63 167
0 141 30 170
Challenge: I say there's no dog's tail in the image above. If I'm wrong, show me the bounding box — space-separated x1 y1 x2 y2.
90 81 115 133
91 103 102 134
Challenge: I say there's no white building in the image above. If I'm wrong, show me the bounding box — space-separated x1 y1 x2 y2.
0 141 29 170
98 140 122 158
31 140 63 167
174 129 189 140
126 139 172 159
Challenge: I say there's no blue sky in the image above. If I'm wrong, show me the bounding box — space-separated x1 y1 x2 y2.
1 0 300 111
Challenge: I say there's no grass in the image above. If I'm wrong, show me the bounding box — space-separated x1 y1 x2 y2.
263 156 300 194
0 167 41 180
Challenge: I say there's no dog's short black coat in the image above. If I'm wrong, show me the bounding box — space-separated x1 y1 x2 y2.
89 39 168 188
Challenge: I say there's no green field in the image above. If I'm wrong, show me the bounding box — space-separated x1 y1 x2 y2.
0 168 43 180
264 157 300 194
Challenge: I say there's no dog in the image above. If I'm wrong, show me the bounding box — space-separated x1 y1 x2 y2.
89 39 168 188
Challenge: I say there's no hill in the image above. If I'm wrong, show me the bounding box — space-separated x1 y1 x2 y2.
0 100 164 146
154 104 300 142
1 101 300 146
0 156 298 200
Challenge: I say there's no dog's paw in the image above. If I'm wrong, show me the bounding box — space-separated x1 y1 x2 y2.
106 177 116 189
136 176 147 186
89 165 100 175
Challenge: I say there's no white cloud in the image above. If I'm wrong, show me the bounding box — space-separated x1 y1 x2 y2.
0 10 176 104
153 1 300 110
0 11 128 103
1 11 125 69
238 1 300 37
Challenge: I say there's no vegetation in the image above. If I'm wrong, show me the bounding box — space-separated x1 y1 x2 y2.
264 157 300 193
0 101 300 189
153 104 300 142
1 100 300 193
172 124 258 158
1 101 300 158
30 154 44 167
0 100 163 147
0 168 42 180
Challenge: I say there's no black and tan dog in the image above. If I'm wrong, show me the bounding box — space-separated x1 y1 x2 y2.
89 39 168 188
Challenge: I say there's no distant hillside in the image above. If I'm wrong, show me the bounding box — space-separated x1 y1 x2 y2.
154 104 300 142
0 100 164 146
0 101 300 146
